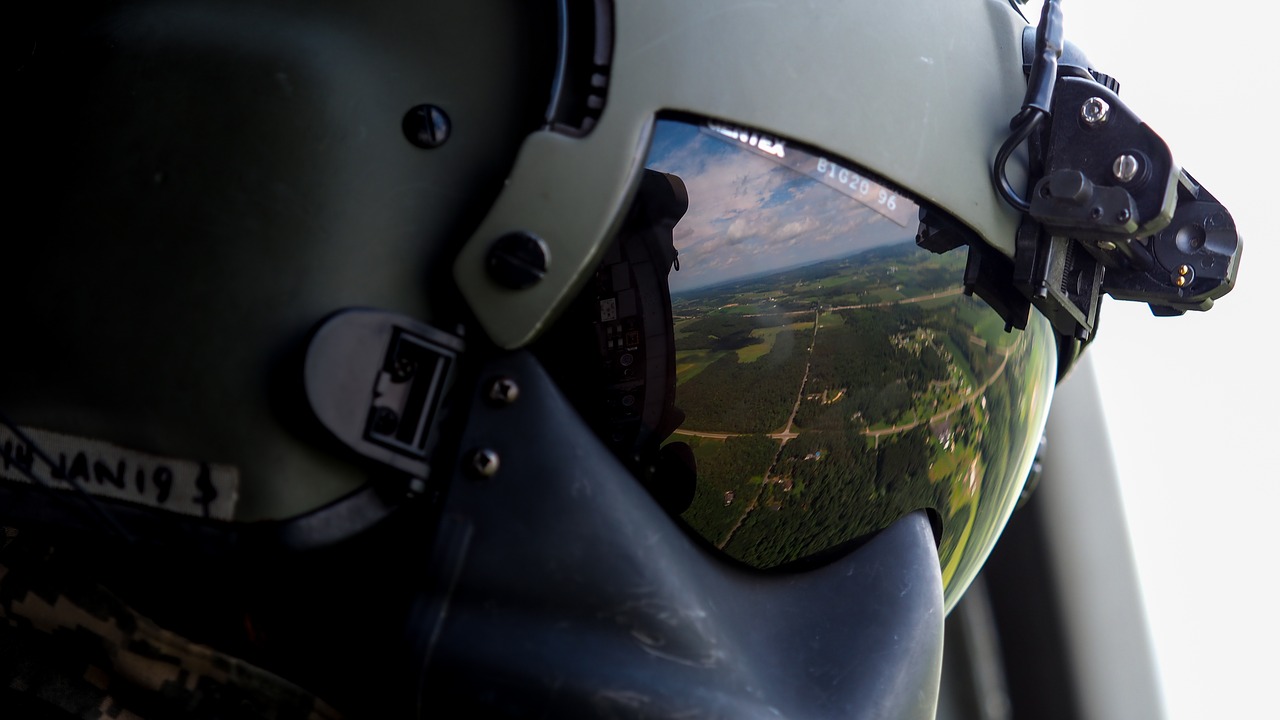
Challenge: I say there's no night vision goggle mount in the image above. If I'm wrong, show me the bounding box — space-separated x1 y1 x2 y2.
923 1 1241 348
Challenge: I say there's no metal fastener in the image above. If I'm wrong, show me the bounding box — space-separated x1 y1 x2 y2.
1080 97 1111 126
402 104 451 149
391 355 418 382
487 377 520 405
486 232 550 290
470 448 501 478
1112 154 1140 183
370 407 399 435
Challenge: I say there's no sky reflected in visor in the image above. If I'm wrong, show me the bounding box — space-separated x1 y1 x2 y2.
644 117 1057 610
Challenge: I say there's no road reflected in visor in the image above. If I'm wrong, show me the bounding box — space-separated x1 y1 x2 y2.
569 116 1057 612
545 114 1054 607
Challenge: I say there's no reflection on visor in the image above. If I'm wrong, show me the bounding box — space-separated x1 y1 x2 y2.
550 116 1057 612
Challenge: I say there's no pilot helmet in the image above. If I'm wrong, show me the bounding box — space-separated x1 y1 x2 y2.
3 0 1239 717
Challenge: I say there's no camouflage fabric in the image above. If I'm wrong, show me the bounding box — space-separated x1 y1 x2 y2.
0 527 342 719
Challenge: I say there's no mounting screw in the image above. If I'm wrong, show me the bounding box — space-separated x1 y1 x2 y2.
1080 97 1111 126
370 407 399 435
487 377 520 405
1116 208 1132 223
403 104 451 149
1112 154 1141 183
469 448 501 479
487 232 550 290
390 354 418 382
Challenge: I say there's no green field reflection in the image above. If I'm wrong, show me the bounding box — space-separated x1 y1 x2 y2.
648 118 1056 610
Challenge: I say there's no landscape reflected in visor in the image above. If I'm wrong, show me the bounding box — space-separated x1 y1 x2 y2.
645 118 1056 608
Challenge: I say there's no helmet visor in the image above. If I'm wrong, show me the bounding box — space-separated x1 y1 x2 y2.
576 115 1057 611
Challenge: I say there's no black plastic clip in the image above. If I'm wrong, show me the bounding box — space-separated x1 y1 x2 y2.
305 310 464 479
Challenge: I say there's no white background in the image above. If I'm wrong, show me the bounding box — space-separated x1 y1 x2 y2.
1049 2 1278 718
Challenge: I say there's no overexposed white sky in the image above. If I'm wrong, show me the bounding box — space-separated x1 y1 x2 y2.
1054 2 1278 718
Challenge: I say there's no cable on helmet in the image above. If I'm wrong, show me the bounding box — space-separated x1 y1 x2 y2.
992 0 1063 212
981 0 1240 347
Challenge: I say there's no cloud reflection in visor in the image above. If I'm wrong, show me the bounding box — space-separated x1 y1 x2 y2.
572 116 1058 611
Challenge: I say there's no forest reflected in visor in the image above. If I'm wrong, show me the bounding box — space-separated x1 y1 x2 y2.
552 116 1058 611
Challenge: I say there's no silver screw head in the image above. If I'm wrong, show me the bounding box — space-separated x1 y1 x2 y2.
1112 154 1141 183
470 448 501 478
487 377 520 405
1080 97 1111 126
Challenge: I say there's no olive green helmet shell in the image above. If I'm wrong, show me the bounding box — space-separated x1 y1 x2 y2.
9 0 1030 524
457 0 1030 348
9 0 557 521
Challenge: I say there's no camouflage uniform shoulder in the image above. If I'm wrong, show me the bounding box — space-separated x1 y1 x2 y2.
1 527 343 720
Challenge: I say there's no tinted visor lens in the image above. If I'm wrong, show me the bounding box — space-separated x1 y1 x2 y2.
563 116 1057 611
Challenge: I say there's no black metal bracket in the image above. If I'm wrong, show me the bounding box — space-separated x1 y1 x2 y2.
965 17 1242 347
